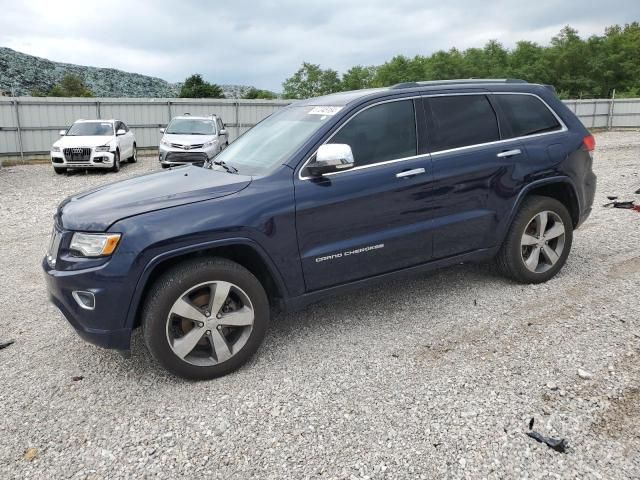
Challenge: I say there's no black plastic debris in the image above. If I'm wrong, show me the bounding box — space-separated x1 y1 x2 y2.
607 195 618 200
71 376 84 382
603 200 636 209
0 340 15 350
526 417 568 453
635 188 640 194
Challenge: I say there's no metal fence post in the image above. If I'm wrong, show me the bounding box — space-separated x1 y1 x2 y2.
167 101 172 123
13 98 24 161
591 100 597 129
96 100 101 118
607 89 616 130
235 101 240 139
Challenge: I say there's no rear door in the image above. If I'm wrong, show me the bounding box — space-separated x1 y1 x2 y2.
217 117 228 146
422 93 528 258
492 93 565 166
122 121 135 156
294 98 434 291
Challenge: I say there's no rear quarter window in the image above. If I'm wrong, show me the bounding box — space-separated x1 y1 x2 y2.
495 94 562 138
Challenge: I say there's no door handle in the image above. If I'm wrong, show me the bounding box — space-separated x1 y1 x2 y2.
496 149 522 158
396 168 426 178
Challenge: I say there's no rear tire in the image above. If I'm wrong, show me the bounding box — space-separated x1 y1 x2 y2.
496 195 573 284
111 150 120 172
53 166 67 174
142 257 270 380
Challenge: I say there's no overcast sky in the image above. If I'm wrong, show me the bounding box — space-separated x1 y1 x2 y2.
1 0 639 91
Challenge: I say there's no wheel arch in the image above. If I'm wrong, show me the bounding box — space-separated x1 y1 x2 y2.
126 239 288 329
501 177 580 243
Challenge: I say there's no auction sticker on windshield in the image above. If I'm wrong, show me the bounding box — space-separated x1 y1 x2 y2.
308 106 343 116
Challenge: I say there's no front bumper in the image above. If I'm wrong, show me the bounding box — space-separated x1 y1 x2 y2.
159 144 217 166
51 149 115 169
42 256 132 350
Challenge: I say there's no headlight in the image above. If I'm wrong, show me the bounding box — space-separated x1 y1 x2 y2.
160 138 171 147
52 146 61 152
70 233 121 257
204 140 217 148
94 145 111 152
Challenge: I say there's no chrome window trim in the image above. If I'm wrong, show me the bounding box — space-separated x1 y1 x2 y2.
297 91 567 181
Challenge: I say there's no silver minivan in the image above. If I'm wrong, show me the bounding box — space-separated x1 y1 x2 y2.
159 115 228 168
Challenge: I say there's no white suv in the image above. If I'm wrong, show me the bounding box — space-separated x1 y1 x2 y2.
50 119 137 174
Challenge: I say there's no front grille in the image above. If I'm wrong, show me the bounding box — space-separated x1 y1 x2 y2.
63 147 91 162
165 152 208 164
171 143 205 149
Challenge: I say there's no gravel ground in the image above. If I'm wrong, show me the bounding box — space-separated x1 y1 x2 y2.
0 133 639 479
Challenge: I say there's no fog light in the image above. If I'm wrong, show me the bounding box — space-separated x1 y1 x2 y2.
72 291 95 310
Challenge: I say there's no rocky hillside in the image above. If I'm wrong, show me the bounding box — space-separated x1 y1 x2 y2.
0 47 250 98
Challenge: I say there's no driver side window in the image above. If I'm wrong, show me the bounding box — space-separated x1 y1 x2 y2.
329 100 417 167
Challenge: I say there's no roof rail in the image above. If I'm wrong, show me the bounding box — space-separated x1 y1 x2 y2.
389 79 528 89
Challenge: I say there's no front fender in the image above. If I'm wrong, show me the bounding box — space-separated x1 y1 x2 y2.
123 237 288 329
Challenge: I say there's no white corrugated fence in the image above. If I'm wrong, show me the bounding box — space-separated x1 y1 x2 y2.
0 96 639 159
0 97 291 159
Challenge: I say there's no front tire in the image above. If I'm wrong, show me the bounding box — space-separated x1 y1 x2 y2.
496 195 573 284
142 258 270 380
111 150 121 172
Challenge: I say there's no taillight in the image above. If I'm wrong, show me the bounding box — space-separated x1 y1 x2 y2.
583 134 596 152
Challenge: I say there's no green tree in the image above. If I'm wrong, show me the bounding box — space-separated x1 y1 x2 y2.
242 87 278 99
49 74 93 97
373 55 426 86
341 65 377 91
179 74 224 98
280 23 640 99
282 62 342 99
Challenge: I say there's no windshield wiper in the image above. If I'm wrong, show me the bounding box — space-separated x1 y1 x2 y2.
208 159 238 174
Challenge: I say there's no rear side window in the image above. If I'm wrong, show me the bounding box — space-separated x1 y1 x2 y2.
495 94 561 138
330 99 416 167
426 95 500 151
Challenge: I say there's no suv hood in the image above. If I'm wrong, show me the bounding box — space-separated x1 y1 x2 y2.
55 136 115 148
58 166 252 231
162 133 216 146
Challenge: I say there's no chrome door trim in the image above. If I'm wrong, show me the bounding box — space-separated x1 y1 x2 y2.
496 149 522 158
396 168 426 178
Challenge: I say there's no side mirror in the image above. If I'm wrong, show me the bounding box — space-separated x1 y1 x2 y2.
159 128 165 134
306 144 354 177
59 129 67 136
116 129 126 136
219 129 227 136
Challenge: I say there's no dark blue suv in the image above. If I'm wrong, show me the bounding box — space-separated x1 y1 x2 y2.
43 79 596 379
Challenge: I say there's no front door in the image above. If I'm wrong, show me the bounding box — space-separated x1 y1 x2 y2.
294 98 434 291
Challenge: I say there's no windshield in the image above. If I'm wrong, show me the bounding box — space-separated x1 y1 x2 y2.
212 106 339 175
66 122 113 136
166 118 216 135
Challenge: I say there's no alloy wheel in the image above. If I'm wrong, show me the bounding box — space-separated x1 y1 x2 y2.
165 281 255 366
520 210 566 273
